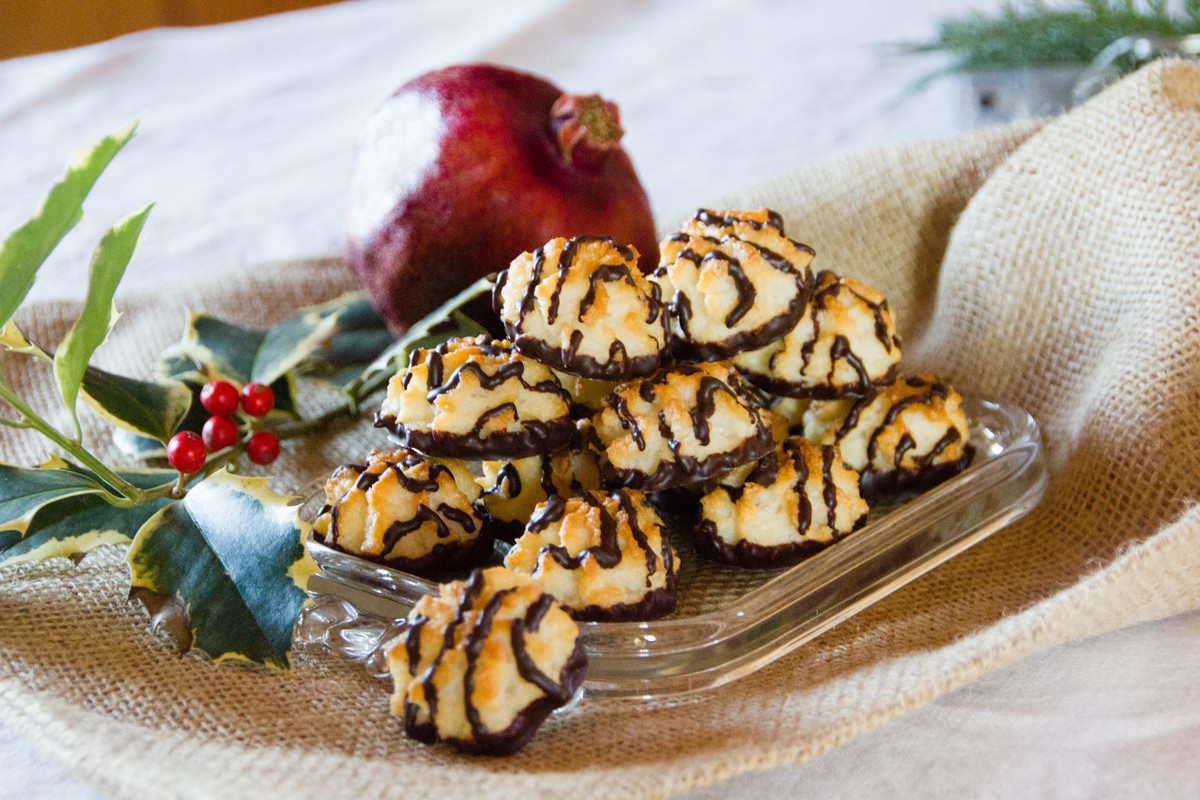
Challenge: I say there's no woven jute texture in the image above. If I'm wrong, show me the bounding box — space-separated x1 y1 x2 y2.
3 61 1200 799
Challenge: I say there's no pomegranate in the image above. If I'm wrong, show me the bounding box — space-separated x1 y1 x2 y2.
345 64 658 334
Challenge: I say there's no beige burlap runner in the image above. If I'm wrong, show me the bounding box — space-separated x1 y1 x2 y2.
2 61 1199 799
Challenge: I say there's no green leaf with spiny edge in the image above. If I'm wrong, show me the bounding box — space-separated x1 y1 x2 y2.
54 204 154 436
0 466 176 567
181 312 265 384
126 470 317 670
0 121 138 330
250 293 359 385
295 293 395 388
80 365 193 444
177 314 301 419
111 358 211 459
0 459 111 536
156 343 207 383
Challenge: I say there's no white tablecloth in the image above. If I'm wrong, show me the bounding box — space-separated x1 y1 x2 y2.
1 1 1197 797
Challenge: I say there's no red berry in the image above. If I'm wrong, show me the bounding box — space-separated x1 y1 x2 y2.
167 431 207 473
246 431 280 465
201 415 239 452
240 382 275 417
199 380 239 416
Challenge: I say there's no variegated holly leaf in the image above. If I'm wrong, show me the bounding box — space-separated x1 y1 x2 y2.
0 458 112 537
126 470 317 670
54 204 153 437
180 312 264 384
252 292 370 386
0 121 137 330
0 465 176 567
182 292 366 387
295 292 394 388
110 363 210 459
81 365 193 444
177 314 300 416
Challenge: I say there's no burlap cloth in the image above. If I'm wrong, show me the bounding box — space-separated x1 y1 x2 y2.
2 61 1199 798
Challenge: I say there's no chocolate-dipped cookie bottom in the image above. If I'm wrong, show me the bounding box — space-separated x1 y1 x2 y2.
376 414 576 460
598 424 775 493
667 289 809 363
741 363 899 400
692 514 868 569
511 332 666 383
311 530 496 577
860 446 974 497
404 638 588 756
565 575 677 622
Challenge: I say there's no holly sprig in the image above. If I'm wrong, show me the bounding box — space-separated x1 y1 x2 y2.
0 122 492 670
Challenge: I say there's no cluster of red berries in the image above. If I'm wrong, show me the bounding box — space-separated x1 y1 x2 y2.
166 380 281 474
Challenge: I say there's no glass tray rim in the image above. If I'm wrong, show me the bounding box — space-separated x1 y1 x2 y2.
303 393 1047 698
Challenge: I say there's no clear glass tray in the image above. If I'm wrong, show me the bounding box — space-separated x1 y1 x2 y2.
298 395 1046 699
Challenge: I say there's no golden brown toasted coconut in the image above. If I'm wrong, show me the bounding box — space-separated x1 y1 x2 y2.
735 270 901 398
376 335 574 459
652 208 815 360
504 489 678 621
591 361 775 491
386 567 586 755
801 374 973 490
495 236 667 380
477 419 602 541
695 437 868 568
313 449 489 574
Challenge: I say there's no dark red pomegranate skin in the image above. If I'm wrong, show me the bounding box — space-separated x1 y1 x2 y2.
346 64 659 335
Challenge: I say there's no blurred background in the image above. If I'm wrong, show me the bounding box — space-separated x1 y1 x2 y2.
0 1 341 58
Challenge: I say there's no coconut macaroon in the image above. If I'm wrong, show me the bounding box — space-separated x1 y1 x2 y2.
695 437 868 568
591 361 775 491
735 270 901 398
376 335 574 459
494 236 668 380
504 489 677 621
313 449 490 574
652 208 815 360
477 420 603 541
386 567 586 756
801 374 973 491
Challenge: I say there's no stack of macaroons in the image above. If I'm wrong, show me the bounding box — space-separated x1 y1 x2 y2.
318 212 976 754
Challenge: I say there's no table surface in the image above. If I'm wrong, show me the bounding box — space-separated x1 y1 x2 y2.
2 1 1198 797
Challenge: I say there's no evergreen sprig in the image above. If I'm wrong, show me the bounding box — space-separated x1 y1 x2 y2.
898 0 1200 71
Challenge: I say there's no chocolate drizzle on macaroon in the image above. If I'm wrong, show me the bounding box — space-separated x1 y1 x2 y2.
476 419 602 541
652 208 815 361
505 489 678 621
695 436 869 568
387 567 586 756
592 361 775 492
313 449 491 575
801 374 973 492
735 270 901 399
376 335 574 459
494 236 668 380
